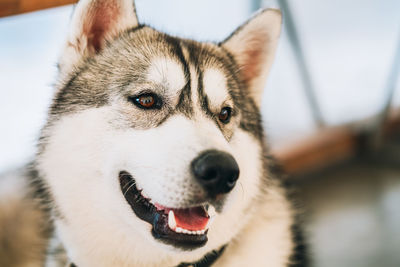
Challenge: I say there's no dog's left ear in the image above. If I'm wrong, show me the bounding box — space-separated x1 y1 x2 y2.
221 9 282 107
59 0 139 74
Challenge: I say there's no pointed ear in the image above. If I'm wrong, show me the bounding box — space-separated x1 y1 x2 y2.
221 9 282 107
59 0 139 73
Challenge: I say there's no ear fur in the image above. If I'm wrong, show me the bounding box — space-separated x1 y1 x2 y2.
222 9 282 107
59 0 139 74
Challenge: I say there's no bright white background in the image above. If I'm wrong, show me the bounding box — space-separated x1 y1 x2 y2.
1 0 400 171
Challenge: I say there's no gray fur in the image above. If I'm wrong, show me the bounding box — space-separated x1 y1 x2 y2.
47 26 258 140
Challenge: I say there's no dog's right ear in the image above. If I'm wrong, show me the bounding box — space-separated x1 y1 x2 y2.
59 0 139 74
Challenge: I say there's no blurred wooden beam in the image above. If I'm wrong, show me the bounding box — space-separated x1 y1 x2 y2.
0 0 77 18
274 108 400 176
273 126 358 175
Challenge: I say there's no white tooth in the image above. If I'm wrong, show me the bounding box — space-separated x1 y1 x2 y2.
182 229 189 234
175 227 183 233
196 230 202 235
168 210 177 230
208 205 216 217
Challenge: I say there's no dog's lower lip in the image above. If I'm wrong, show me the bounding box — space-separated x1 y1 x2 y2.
119 171 208 250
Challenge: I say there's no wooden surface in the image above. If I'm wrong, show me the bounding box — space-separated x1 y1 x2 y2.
0 0 77 18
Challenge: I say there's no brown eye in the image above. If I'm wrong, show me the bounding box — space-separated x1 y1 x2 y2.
129 93 162 110
218 107 232 124
138 95 154 108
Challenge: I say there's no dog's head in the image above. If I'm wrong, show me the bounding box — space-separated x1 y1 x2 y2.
37 0 281 265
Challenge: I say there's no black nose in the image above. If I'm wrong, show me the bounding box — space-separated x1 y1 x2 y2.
191 150 239 195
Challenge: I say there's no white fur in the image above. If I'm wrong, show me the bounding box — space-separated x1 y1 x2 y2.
147 57 186 95
189 65 200 109
38 103 292 266
203 68 231 110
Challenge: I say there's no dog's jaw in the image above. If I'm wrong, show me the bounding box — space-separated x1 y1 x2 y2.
119 171 211 250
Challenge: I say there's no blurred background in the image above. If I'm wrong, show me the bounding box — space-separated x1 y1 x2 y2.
0 0 400 266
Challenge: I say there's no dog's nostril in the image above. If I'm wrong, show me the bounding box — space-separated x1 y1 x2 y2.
191 150 240 195
204 169 217 181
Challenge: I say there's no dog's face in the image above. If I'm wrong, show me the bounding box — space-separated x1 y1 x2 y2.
37 0 281 265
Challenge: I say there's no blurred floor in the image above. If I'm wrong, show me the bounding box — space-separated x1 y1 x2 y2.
293 138 400 267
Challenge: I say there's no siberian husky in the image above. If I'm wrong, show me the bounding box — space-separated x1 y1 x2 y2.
0 0 307 266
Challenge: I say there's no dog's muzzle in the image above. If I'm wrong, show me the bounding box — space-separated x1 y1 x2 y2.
118 150 239 250
191 150 240 197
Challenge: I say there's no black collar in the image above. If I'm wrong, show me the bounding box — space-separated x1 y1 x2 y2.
69 245 227 267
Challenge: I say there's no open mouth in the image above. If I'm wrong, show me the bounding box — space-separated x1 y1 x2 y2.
119 171 214 250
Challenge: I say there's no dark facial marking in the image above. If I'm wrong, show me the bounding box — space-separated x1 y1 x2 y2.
162 36 193 118
197 70 215 119
176 81 193 118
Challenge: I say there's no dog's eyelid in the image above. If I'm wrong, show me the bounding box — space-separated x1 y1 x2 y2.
220 98 234 110
230 106 239 117
224 101 238 115
134 88 158 96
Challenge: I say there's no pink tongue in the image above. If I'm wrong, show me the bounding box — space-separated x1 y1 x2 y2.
173 207 209 231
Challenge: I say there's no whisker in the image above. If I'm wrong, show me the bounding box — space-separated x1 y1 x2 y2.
238 181 245 200
122 179 134 189
123 181 137 196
